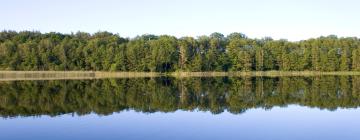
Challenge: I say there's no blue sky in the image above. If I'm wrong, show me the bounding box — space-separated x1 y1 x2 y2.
1 0 359 41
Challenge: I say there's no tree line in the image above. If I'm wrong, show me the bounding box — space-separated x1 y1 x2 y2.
0 76 360 117
1 31 360 72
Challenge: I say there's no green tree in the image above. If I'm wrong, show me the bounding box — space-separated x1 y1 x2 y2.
149 35 178 72
352 49 360 71
340 48 350 71
255 47 264 71
0 31 359 72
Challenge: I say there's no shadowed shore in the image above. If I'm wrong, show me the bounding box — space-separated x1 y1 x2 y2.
1 71 360 81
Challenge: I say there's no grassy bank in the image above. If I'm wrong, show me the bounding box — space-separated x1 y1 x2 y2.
1 71 360 81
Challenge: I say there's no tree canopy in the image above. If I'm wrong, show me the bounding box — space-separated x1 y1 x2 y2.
0 31 360 72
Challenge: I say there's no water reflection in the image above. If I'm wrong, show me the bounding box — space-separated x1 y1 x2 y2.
0 76 360 118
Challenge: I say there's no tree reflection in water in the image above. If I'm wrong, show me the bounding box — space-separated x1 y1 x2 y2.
0 76 360 118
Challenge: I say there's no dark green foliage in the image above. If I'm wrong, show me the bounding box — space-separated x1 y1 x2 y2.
0 31 359 72
0 76 360 117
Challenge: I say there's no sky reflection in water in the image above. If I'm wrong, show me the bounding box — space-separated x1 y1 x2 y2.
1 106 359 140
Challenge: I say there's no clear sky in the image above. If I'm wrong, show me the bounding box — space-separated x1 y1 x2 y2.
1 0 359 41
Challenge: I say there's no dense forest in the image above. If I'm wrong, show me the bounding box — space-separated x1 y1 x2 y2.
1 31 360 72
0 76 360 117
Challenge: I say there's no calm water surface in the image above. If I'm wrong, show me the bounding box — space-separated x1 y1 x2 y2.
1 76 360 140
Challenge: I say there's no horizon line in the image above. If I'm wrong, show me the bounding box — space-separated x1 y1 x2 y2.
1 29 359 42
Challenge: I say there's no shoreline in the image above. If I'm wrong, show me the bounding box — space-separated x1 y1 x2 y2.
0 71 360 81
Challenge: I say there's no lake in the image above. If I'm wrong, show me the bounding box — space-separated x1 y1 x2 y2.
1 76 360 140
